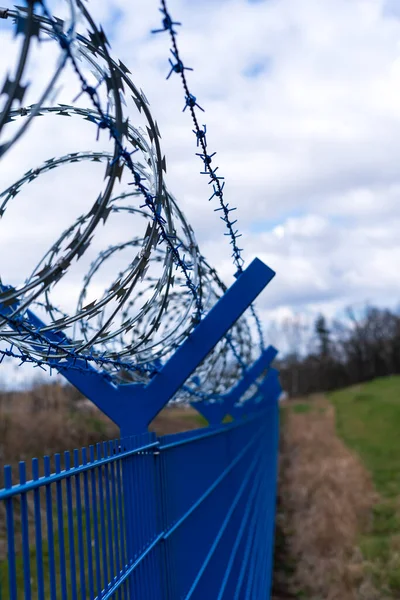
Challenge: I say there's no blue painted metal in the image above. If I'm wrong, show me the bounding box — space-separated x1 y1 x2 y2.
192 344 278 424
32 458 44 600
230 367 282 419
0 256 281 598
110 257 275 436
4 466 17 600
0 257 275 436
0 400 279 598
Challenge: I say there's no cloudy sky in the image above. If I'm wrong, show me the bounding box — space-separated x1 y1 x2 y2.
1 0 400 384
88 0 400 318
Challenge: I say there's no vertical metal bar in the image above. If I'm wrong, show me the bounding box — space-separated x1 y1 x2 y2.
163 453 173 600
82 447 95 600
32 458 45 600
57 452 69 600
44 456 57 600
129 436 140 598
115 442 127 571
255 432 268 599
266 400 280 598
109 441 122 597
140 449 147 553
134 447 144 556
150 542 157 600
121 436 136 599
19 461 32 600
252 467 266 599
154 447 166 600
147 448 157 599
4 466 17 600
216 466 262 600
121 437 132 564
96 442 109 591
64 451 78 600
133 436 142 598
73 449 87 600
144 450 152 599
256 423 268 597
103 442 115 587
89 445 102 598
251 415 270 600
114 441 129 600
232 454 262 600
245 524 258 599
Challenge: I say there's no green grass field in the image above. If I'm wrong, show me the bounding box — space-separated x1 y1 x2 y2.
330 375 400 595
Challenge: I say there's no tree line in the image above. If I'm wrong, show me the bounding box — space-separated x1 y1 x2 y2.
274 305 400 397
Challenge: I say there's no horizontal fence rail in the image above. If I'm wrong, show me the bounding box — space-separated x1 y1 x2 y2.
0 398 279 600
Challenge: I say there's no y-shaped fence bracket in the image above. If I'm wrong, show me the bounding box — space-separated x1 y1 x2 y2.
191 345 278 425
229 367 282 420
0 258 275 436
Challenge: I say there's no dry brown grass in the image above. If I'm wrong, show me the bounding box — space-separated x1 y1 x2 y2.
0 383 118 477
0 383 204 481
150 405 205 435
278 396 382 600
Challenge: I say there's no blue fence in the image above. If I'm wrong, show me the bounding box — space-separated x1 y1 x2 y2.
0 395 279 599
0 4 283 597
0 258 281 598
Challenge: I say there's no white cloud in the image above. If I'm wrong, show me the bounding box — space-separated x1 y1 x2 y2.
1 0 400 382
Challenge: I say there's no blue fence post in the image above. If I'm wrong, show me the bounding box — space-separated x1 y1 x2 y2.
111 258 275 436
229 368 281 420
0 258 275 437
192 345 278 425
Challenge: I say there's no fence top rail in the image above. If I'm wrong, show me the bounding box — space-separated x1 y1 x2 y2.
158 405 272 449
0 436 158 501
0 405 274 500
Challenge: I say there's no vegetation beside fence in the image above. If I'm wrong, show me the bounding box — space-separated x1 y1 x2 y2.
277 396 378 600
276 305 400 399
275 376 400 599
0 383 117 479
0 382 204 478
330 375 400 596
6 376 400 598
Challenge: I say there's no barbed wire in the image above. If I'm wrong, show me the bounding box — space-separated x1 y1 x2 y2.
152 0 245 277
0 1 261 398
152 0 266 355
40 0 203 317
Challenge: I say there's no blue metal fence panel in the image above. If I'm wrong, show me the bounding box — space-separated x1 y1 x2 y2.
0 399 279 599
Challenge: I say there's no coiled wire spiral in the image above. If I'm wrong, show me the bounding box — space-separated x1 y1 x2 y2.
0 2 259 398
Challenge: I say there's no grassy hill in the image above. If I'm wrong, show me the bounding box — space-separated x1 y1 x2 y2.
276 377 400 599
330 375 400 595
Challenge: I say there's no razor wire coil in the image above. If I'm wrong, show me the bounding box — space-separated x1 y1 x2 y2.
0 0 262 399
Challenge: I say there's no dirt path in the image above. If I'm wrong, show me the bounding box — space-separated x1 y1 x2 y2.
273 396 380 600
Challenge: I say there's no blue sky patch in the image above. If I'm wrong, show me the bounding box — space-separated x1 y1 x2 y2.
249 209 304 233
383 0 400 19
243 61 269 78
